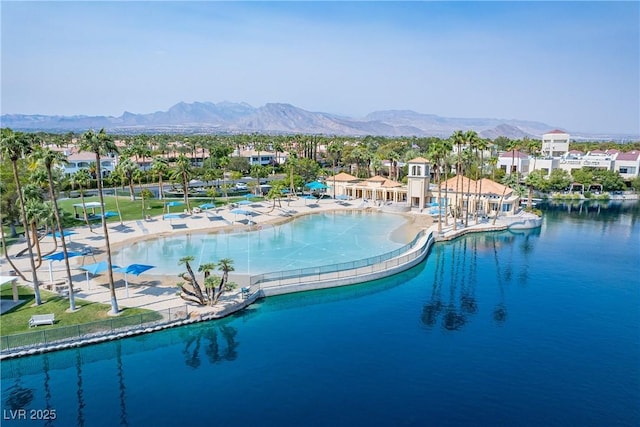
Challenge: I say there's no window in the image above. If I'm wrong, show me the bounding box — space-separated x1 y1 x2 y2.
619 167 636 174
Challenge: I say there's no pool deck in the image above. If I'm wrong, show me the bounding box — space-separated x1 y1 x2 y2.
1 197 515 319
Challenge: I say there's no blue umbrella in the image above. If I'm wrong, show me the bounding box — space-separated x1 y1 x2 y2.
165 201 184 214
164 213 183 220
305 181 328 190
199 203 216 210
230 208 252 216
237 200 252 205
43 251 82 284
47 230 77 238
336 195 349 200
78 260 115 275
244 194 258 199
115 264 155 297
43 251 82 261
78 261 120 289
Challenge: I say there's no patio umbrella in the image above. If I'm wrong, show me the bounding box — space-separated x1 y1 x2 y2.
165 201 184 214
199 203 216 210
230 208 252 223
237 200 252 205
305 181 328 190
78 260 119 289
115 264 155 298
43 251 82 284
336 194 349 200
47 230 77 241
163 213 183 222
303 195 317 205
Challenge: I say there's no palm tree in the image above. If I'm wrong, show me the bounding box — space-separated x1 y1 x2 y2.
170 154 192 212
213 258 235 304
69 169 93 230
474 138 490 223
34 146 79 311
0 129 42 304
151 156 169 200
116 158 138 201
427 139 448 234
198 262 217 303
177 256 206 305
79 129 120 314
451 130 465 231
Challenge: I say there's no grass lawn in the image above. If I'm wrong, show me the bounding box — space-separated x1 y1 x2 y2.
56 193 262 225
0 283 160 337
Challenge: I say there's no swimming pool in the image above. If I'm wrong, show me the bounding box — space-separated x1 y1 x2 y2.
111 211 409 275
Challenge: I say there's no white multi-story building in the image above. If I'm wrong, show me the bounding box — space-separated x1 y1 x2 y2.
497 150 530 175
62 151 118 178
542 130 570 157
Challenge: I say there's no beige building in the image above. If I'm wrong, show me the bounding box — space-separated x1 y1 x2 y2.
542 129 570 157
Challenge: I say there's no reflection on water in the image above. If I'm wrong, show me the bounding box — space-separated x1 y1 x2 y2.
422 228 541 331
180 324 239 369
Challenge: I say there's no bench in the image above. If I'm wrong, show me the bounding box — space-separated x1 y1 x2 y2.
29 314 55 328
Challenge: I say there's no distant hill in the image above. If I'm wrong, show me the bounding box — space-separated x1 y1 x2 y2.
1 101 631 140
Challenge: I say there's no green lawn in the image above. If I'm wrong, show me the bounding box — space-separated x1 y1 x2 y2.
56 193 262 224
0 283 160 336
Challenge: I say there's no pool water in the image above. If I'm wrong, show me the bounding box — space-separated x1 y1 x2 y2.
112 211 409 275
2 200 639 426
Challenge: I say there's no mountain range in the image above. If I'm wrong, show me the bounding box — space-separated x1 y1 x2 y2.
0 101 630 140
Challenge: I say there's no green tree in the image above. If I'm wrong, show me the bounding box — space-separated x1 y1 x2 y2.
34 146 79 311
170 154 193 211
79 128 120 314
69 169 93 230
214 258 236 304
177 256 206 305
151 156 169 200
0 128 42 304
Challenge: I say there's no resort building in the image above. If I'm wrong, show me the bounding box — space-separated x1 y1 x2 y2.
435 176 520 219
497 150 530 176
234 149 284 166
327 172 407 204
611 150 640 180
327 157 520 219
61 151 117 178
542 129 570 157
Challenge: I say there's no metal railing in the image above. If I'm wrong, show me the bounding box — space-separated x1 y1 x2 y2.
1 305 189 353
250 230 433 291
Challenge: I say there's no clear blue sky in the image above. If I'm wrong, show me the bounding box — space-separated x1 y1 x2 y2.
1 1 638 134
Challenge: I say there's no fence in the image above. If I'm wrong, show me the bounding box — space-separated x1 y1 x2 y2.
1 305 189 353
250 230 434 293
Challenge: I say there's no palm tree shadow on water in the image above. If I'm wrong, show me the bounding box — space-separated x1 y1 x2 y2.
421 230 538 331
181 323 240 369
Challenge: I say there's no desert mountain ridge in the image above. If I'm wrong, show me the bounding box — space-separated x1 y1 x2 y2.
1 101 634 141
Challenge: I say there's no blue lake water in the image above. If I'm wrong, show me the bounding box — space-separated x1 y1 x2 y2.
2 200 639 426
111 211 408 275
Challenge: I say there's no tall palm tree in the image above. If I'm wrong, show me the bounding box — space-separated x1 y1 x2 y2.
151 156 169 200
69 169 93 230
474 138 490 223
451 130 466 231
0 129 42 304
214 258 235 304
116 158 138 201
464 130 480 225
170 154 192 211
79 129 120 314
493 139 520 226
427 139 448 234
34 146 79 311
